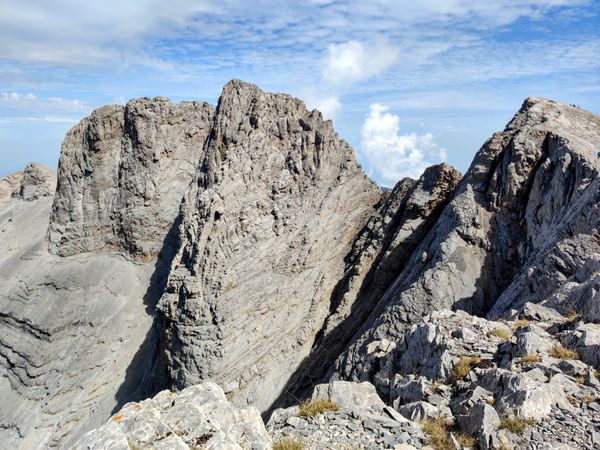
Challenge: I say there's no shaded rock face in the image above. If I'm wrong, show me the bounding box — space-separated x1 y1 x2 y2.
334 98 600 382
275 163 461 405
48 98 214 260
157 80 380 411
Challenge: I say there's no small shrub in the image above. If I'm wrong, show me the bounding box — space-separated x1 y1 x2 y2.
421 417 454 450
452 356 481 381
488 327 511 340
511 319 530 330
421 417 474 450
581 394 597 404
431 380 445 395
455 432 476 449
549 344 579 360
273 438 305 450
520 354 542 364
500 416 536 435
298 399 340 418
564 309 582 322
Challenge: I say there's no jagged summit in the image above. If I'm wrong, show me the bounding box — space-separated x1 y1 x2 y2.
1 82 599 449
0 162 56 202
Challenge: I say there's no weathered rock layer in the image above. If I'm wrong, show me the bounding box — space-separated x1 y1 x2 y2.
157 80 380 411
334 98 600 385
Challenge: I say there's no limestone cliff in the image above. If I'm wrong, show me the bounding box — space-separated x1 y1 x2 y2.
48 98 214 260
156 80 381 411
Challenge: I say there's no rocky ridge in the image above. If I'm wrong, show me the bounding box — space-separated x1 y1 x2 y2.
333 97 600 385
1 83 599 450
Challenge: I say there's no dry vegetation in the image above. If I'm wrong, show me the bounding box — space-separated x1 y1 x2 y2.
549 345 579 360
500 416 536 435
452 356 481 381
511 319 530 329
488 328 511 340
421 417 476 450
520 354 542 364
581 394 597 404
273 438 305 450
564 309 582 322
298 399 340 418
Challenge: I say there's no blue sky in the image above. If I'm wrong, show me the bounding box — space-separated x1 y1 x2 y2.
1 0 599 186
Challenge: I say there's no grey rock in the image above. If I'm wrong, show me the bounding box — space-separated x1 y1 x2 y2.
457 402 500 450
157 80 380 411
0 162 56 202
48 98 214 260
312 380 386 411
560 322 600 369
391 376 430 405
72 382 271 450
396 401 440 422
334 98 600 383
521 302 565 323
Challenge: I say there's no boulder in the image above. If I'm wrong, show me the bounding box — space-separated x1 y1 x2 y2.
311 380 386 411
457 402 500 450
72 383 271 450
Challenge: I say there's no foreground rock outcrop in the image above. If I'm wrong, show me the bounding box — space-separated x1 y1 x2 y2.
73 382 271 450
1 83 599 450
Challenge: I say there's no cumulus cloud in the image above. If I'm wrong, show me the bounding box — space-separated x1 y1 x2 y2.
322 40 399 86
361 103 446 186
311 95 341 121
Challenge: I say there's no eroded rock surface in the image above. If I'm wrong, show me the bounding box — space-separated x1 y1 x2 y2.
157 80 381 411
335 98 600 383
2 86 600 450
0 162 56 202
48 97 214 260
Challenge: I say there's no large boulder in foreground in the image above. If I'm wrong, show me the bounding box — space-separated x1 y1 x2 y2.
72 382 271 450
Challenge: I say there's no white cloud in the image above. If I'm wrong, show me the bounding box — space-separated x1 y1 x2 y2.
361 103 446 186
322 40 399 86
0 92 89 111
310 95 341 121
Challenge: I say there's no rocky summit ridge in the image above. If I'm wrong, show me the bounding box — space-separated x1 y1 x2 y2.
0 82 599 450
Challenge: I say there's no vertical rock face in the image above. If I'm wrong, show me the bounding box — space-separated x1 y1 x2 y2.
48 98 214 260
0 98 215 449
157 80 381 411
275 164 462 404
334 98 600 382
